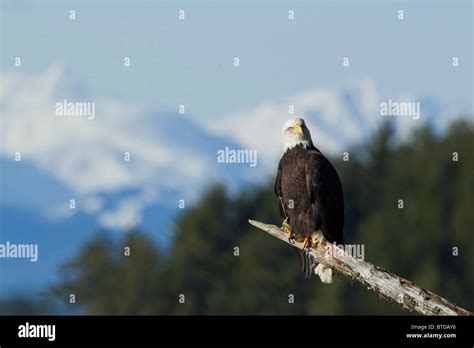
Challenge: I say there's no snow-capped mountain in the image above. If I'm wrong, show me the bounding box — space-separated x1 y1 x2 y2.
0 67 261 293
0 66 260 232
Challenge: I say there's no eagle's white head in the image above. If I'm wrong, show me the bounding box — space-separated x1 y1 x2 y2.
281 118 313 152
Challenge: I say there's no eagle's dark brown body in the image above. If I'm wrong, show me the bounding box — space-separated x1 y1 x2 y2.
275 144 344 272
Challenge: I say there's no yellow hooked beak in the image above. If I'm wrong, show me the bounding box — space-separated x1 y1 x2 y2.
294 124 304 136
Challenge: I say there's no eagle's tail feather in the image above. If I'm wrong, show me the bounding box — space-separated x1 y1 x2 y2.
295 249 333 284
295 250 314 278
296 249 333 283
303 251 314 278
315 263 333 284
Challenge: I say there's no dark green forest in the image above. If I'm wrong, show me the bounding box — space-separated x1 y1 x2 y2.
42 120 474 315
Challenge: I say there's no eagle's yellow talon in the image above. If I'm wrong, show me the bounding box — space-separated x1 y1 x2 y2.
302 236 311 249
287 231 295 242
282 218 294 241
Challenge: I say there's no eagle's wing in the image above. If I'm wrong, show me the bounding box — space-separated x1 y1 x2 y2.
274 158 286 219
305 150 344 244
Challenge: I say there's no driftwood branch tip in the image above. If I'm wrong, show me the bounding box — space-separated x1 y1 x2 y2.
248 219 472 316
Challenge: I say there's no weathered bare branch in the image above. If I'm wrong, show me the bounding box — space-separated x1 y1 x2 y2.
248 219 472 316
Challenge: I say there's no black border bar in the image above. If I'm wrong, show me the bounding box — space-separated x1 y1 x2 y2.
0 315 473 345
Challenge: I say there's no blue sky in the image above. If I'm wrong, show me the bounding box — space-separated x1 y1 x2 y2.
2 0 472 125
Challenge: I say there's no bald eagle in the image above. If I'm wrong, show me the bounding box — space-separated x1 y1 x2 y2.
274 118 344 283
